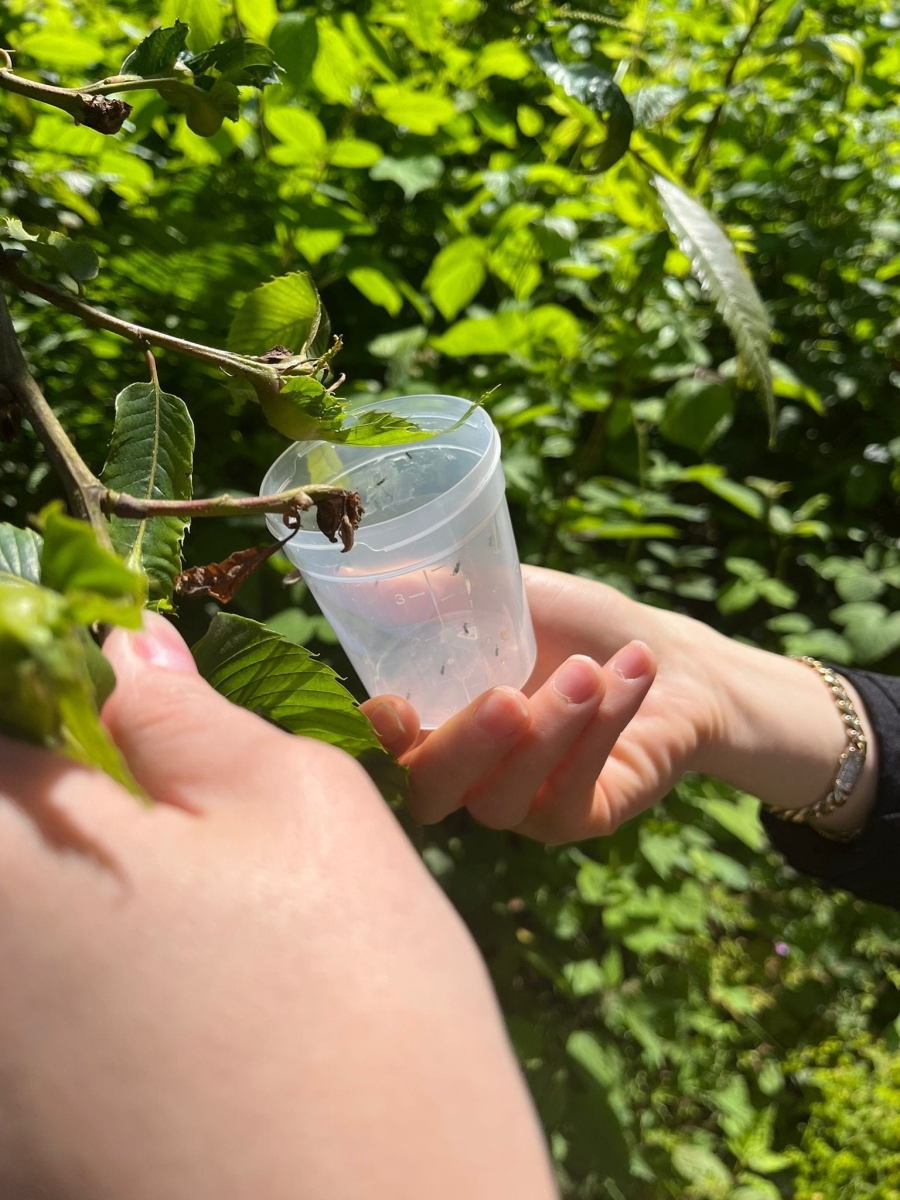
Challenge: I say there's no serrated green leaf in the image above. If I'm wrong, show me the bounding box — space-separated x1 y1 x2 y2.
260 376 345 441
100 381 195 600
654 175 774 438
228 272 321 357
38 504 145 627
531 43 633 171
0 524 42 584
2 218 99 281
193 612 407 803
120 22 189 77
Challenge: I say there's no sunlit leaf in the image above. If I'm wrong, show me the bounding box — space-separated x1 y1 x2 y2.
39 504 145 627
424 236 487 320
369 154 444 199
531 43 634 170
228 272 321 356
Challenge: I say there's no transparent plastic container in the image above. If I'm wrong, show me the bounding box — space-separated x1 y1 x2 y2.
262 394 536 729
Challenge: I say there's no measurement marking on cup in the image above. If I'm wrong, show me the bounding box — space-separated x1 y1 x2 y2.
407 591 425 599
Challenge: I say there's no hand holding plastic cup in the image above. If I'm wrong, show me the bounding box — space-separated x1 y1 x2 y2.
262 394 536 730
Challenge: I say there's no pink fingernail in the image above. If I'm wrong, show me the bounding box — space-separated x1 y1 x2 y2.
130 611 198 674
369 701 406 744
612 641 652 681
475 687 529 739
552 656 602 705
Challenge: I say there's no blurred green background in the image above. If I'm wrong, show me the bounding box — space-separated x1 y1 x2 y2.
2 0 900 1193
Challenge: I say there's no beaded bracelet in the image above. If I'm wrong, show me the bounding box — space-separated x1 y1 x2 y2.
761 656 867 844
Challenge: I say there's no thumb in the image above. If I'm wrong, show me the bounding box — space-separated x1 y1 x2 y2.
101 612 294 811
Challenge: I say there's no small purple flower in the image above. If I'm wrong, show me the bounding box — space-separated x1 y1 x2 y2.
774 941 790 958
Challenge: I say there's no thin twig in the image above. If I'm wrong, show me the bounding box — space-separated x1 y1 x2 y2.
0 287 111 546
102 485 351 521
0 257 273 385
684 1 771 186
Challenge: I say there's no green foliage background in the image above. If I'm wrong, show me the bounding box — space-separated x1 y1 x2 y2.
2 0 900 1193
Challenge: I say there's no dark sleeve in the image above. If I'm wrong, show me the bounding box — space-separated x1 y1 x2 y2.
760 667 900 910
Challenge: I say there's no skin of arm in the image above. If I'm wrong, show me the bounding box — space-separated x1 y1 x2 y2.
362 565 878 843
0 615 558 1200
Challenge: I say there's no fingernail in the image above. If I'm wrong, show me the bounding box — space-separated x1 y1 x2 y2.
129 611 198 674
611 641 652 681
553 655 602 705
368 700 406 745
475 687 529 739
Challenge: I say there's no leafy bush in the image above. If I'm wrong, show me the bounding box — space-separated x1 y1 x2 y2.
1 0 900 1194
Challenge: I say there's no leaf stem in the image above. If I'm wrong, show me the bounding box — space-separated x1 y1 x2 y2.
102 484 351 521
0 285 112 546
0 66 132 133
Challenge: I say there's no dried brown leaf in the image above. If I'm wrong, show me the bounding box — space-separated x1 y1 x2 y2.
175 542 285 605
316 490 364 553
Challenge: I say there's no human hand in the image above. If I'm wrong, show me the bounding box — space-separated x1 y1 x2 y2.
362 565 878 842
0 614 556 1200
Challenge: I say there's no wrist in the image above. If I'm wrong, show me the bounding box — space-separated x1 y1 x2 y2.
693 637 879 836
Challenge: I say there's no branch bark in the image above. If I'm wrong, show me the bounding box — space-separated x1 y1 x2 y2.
0 285 111 546
102 485 351 520
0 66 132 133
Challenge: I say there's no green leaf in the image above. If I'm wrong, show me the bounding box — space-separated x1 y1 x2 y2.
531 43 634 171
661 377 734 453
269 13 319 88
228 272 321 356
100 381 195 601
193 612 407 803
347 266 404 315
38 505 145 628
0 578 140 796
671 1144 733 1199
371 84 456 135
404 0 442 51
1 218 99 282
654 175 774 438
425 237 487 320
120 22 189 76
259 376 344 441
0 524 42 584
159 0 223 52
186 37 279 86
369 154 444 200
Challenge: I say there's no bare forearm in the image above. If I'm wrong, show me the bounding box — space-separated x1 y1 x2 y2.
696 638 878 836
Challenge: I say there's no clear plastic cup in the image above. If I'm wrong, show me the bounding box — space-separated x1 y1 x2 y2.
262 394 536 729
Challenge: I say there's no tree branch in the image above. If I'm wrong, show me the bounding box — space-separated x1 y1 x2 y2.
102 485 352 521
0 256 260 377
0 285 112 546
0 65 132 134
684 1 771 186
